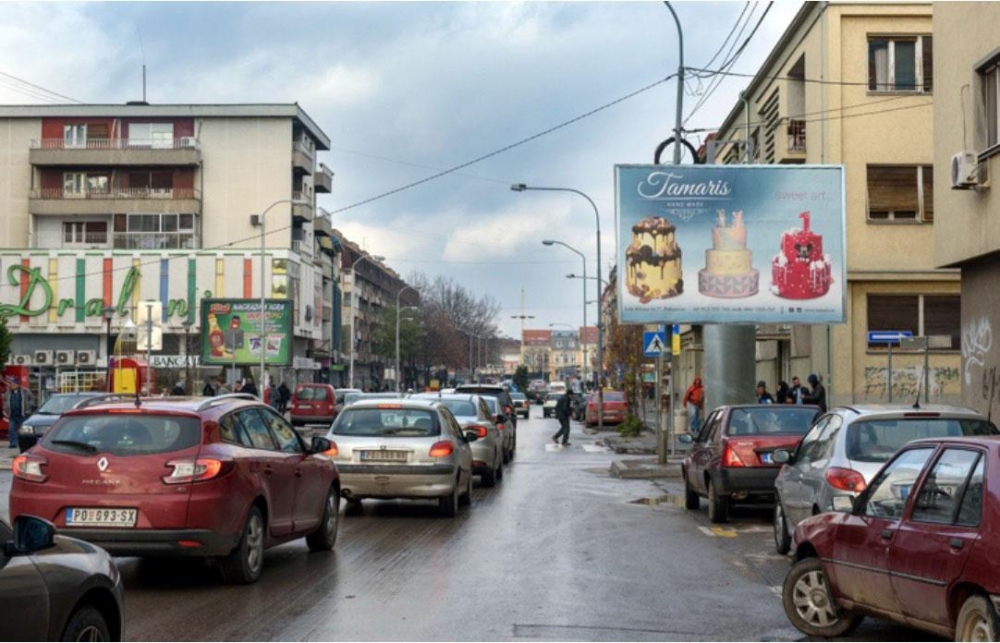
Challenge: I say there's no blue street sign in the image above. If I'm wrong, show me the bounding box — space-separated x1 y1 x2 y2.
867 330 913 344
643 330 667 357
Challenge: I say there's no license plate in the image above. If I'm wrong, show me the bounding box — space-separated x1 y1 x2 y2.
761 452 773 464
360 450 408 462
66 508 137 528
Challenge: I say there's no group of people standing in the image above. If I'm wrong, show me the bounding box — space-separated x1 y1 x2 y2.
682 373 828 434
199 376 291 414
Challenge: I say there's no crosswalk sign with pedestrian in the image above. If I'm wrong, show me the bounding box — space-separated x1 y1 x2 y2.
643 330 667 357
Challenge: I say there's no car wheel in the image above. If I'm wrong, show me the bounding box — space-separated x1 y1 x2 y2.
459 470 473 506
344 497 363 515
707 479 728 523
774 499 792 555
495 455 504 481
684 474 700 511
439 478 460 517
60 605 110 642
783 557 861 637
220 505 265 584
957 594 1000 642
305 486 339 552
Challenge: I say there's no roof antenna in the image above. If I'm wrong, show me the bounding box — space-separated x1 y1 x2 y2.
136 24 147 103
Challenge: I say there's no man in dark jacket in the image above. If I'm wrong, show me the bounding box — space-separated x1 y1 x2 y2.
552 390 573 447
804 374 827 412
277 382 291 414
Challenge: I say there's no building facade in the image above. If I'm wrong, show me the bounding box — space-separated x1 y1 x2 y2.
705 2 961 406
933 3 1000 415
0 103 341 391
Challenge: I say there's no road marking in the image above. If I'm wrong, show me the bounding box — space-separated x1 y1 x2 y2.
582 444 610 453
770 585 782 598
710 526 738 538
698 527 716 537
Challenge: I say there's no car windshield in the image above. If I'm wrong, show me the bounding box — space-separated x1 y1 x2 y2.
297 387 329 401
597 392 625 402
435 400 477 418
332 408 439 437
345 392 399 405
44 413 201 456
482 397 499 413
511 393 526 401
727 407 818 436
36 395 94 415
847 418 999 463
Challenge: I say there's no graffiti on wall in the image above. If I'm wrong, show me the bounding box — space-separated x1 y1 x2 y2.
962 316 993 386
862 366 960 401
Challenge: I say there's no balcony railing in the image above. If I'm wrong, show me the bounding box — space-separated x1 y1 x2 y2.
112 232 198 250
31 138 200 150
787 120 806 153
31 188 201 200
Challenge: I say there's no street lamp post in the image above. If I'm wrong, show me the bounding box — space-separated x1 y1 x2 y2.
102 305 116 392
251 198 306 393
543 240 588 387
395 285 416 393
348 253 385 389
513 183 605 430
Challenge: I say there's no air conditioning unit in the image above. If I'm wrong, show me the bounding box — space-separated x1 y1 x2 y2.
34 350 53 366
179 136 197 147
12 354 31 366
55 350 75 366
951 151 981 189
76 350 96 366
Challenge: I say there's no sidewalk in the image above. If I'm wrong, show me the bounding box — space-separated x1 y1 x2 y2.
1 447 15 471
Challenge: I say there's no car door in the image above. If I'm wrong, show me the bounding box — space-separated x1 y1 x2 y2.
688 410 721 494
235 408 296 537
778 417 828 527
0 528 48 641
829 446 937 616
260 407 327 535
889 447 984 628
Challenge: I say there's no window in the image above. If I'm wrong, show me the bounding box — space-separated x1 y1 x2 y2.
846 418 996 463
236 409 277 450
129 123 174 148
219 413 251 446
868 36 932 92
867 166 933 222
866 294 961 350
63 173 108 198
260 408 303 454
112 213 196 249
861 447 935 519
912 449 982 525
979 58 1000 155
63 221 107 245
64 124 86 148
127 170 173 195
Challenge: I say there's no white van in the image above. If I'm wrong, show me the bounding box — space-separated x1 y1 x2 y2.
547 381 567 395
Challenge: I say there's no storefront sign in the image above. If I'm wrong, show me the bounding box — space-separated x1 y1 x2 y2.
201 299 292 366
149 355 202 368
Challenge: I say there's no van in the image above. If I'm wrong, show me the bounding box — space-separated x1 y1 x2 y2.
547 381 567 395
290 383 336 426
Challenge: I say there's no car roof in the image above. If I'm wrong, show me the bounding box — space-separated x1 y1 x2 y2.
341 399 439 411
455 384 505 391
904 435 1000 450
61 393 262 417
716 404 820 411
411 393 478 402
834 403 985 419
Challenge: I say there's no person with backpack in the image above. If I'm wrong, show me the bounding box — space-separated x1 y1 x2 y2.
202 377 217 397
278 382 291 414
683 376 705 434
804 374 827 412
552 389 573 447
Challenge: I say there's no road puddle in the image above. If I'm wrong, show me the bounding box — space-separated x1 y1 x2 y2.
629 494 685 507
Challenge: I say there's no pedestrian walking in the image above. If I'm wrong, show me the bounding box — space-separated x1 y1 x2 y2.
552 389 573 447
3 378 34 450
170 380 186 396
788 376 809 405
682 376 705 434
756 380 774 404
776 381 790 404
202 377 217 397
278 382 291 414
804 374 827 412
241 377 259 398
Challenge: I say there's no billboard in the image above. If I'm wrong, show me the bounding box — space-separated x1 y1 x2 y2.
200 299 293 366
615 165 845 324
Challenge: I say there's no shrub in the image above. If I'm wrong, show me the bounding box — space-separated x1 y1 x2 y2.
616 414 644 437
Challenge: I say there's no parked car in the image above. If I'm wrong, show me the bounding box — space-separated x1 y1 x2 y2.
570 393 587 422
510 392 530 419
9 393 341 584
772 405 998 554
585 391 629 426
343 391 403 406
542 393 560 419
681 404 821 523
334 388 362 417
411 393 504 486
17 393 125 451
783 436 1000 640
478 395 517 463
547 381 568 395
0 514 125 641
453 384 518 430
289 383 337 426
324 399 477 517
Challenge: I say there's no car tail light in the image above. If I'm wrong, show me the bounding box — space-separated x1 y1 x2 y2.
826 467 867 493
12 455 48 483
497 422 505 431
429 441 454 457
162 458 233 485
469 425 489 439
722 444 745 468
323 441 340 457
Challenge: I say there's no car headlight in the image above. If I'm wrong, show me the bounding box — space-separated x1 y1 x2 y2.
19 425 35 435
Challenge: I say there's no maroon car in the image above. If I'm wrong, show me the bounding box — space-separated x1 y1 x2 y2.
681 404 821 523
9 393 341 584
783 437 999 640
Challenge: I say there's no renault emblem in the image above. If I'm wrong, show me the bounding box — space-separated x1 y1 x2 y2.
97 457 109 472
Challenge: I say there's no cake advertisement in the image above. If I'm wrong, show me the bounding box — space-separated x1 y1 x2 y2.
200 298 293 366
615 164 845 325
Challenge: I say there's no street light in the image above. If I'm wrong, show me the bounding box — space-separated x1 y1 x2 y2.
395 284 417 393
543 239 589 387
348 253 385 389
566 273 610 287
512 182 605 429
251 198 307 393
102 305 116 392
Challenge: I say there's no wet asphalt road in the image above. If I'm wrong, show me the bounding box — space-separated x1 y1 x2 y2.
1 413 936 641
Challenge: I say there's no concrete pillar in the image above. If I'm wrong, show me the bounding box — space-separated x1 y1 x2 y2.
703 325 757 410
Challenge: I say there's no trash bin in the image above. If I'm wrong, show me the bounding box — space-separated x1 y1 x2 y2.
674 407 689 434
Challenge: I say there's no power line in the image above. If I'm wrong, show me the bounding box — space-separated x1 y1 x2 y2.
328 146 511 186
0 70 82 103
697 2 750 72
686 65 883 87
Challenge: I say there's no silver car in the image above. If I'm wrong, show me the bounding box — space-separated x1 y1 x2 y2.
772 404 998 554
325 399 478 517
410 393 504 487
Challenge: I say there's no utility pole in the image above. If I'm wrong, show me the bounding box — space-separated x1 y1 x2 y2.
511 287 534 368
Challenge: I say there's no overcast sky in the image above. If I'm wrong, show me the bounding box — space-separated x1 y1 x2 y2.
1 1 802 339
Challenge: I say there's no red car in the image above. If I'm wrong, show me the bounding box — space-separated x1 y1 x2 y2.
585 391 629 426
9 393 341 584
290 383 337 426
783 436 1000 640
681 404 821 523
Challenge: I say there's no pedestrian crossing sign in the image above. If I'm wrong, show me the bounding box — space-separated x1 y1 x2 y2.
643 330 667 357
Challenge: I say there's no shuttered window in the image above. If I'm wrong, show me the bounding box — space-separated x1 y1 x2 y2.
867 166 933 222
867 294 960 350
924 296 960 350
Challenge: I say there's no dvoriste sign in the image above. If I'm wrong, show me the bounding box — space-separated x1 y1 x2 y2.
615 165 846 325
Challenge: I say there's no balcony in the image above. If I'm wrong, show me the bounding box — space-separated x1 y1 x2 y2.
315 164 334 193
29 138 201 167
292 140 314 175
291 192 314 222
313 212 332 237
29 188 202 216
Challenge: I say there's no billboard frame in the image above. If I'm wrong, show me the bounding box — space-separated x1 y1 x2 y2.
200 298 294 367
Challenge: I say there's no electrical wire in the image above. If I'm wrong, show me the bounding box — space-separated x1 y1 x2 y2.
686 65 882 87
0 70 82 103
328 146 511 186
681 3 757 124
697 2 750 72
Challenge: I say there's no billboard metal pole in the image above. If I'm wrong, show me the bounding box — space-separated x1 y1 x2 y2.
145 302 153 396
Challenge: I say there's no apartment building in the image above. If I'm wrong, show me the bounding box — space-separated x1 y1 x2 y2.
933 4 1000 414
0 103 341 386
334 232 419 390
705 2 960 406
550 329 579 382
522 329 551 380
578 325 598 384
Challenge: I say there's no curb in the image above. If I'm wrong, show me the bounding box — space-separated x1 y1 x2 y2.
610 458 683 480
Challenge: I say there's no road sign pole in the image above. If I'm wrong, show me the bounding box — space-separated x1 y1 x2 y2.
656 354 664 464
888 341 893 403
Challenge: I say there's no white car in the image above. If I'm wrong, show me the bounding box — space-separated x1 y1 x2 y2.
542 393 560 418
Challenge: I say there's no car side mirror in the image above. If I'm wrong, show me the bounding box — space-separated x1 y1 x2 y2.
464 431 480 443
678 433 694 444
12 516 55 554
310 436 332 454
773 449 792 465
